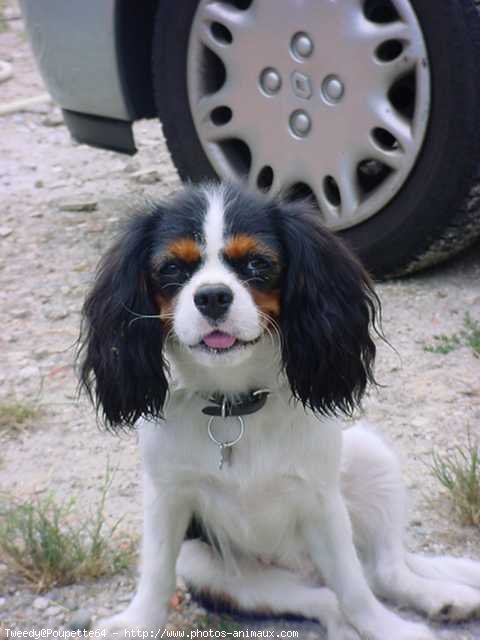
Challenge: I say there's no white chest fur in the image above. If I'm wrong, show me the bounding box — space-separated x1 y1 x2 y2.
138 391 342 566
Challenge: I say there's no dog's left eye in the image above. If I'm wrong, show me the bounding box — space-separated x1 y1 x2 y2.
246 256 271 273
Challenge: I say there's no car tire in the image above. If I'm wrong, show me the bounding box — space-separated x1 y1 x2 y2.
153 0 480 278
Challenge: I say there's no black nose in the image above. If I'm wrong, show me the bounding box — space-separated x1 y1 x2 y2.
194 284 234 320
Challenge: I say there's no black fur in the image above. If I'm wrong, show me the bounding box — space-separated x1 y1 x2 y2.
78 189 213 429
78 208 169 429
274 200 380 417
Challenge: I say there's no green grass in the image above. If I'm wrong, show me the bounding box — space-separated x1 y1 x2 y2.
463 312 480 356
0 0 8 33
431 433 480 527
424 312 480 356
424 333 461 355
0 400 38 432
0 465 136 591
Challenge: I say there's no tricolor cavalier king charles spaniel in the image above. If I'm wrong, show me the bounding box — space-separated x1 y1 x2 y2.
79 184 480 640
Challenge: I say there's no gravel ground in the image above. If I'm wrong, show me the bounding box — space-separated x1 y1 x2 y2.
1 4 480 639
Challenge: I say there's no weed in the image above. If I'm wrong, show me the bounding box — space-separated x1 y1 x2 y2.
0 465 136 591
424 333 461 355
431 432 480 527
463 312 480 356
0 0 8 33
0 400 38 432
424 313 480 356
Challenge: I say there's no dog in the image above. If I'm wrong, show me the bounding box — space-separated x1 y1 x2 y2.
79 183 480 639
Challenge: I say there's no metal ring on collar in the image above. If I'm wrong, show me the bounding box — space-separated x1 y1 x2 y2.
207 415 245 448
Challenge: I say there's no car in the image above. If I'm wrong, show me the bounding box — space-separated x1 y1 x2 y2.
19 0 480 278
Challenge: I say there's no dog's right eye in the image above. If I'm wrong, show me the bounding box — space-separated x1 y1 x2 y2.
160 261 181 276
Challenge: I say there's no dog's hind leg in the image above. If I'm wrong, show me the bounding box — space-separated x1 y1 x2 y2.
177 539 360 640
342 424 480 623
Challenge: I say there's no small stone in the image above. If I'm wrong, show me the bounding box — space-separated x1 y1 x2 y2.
10 308 31 319
0 227 13 238
44 308 69 321
411 416 429 429
45 605 63 617
86 223 105 233
33 348 51 361
123 159 141 173
19 365 40 380
58 197 97 212
0 597 6 607
169 591 183 609
67 609 92 632
194 606 207 616
33 596 50 610
35 179 45 188
130 168 162 184
72 261 90 272
42 109 64 127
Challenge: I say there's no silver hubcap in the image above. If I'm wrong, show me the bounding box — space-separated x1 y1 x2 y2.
187 0 431 230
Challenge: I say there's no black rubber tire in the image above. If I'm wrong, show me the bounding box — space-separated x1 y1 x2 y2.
153 0 480 278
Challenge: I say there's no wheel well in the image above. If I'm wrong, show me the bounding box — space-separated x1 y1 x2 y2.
115 0 158 120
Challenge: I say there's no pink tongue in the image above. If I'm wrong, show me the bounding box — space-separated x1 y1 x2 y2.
203 331 237 350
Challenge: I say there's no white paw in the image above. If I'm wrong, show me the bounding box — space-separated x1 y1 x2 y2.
352 610 436 640
427 584 480 622
335 624 362 640
94 610 165 639
362 622 436 640
327 618 362 640
388 621 436 640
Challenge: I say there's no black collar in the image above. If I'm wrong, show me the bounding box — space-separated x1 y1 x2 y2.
202 389 270 418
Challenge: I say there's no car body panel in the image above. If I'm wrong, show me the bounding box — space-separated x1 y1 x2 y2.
19 0 132 121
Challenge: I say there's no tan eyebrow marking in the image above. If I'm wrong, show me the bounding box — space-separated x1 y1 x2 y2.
224 234 258 259
151 238 202 269
224 234 277 261
168 238 202 262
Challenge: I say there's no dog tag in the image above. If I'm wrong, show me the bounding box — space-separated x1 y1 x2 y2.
207 415 245 471
219 444 232 469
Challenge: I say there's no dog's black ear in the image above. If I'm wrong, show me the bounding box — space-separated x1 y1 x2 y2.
275 201 379 416
78 209 168 429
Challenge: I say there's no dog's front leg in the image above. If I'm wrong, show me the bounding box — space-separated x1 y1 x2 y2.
96 472 191 636
305 490 435 640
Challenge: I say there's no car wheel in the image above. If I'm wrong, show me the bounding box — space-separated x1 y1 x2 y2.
153 0 480 278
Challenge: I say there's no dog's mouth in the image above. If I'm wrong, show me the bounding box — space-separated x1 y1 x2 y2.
194 331 261 353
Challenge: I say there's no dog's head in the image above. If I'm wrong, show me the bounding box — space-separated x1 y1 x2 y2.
79 183 379 428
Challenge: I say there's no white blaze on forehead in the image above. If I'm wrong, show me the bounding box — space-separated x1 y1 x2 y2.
172 184 263 352
202 185 226 262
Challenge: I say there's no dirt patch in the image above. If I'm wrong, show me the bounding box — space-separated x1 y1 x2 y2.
1 3 480 638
